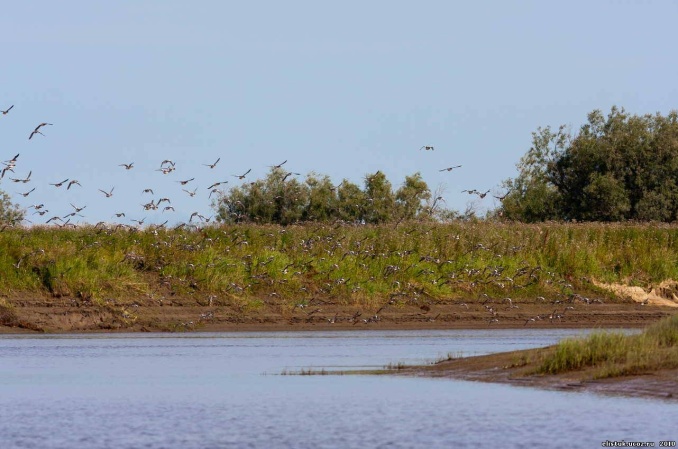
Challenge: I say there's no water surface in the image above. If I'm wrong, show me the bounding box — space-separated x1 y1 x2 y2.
0 329 673 449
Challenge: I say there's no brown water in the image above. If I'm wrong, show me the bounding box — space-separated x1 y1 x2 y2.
0 329 674 448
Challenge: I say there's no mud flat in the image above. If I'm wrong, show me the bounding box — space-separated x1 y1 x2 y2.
0 294 675 333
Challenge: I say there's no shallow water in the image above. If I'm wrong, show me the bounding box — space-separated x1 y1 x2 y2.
0 329 674 448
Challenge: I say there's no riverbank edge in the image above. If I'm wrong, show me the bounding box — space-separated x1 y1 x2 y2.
393 345 678 402
0 298 674 333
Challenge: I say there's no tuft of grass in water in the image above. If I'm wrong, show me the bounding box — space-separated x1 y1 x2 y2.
280 368 331 375
433 351 466 364
384 361 408 370
536 314 678 378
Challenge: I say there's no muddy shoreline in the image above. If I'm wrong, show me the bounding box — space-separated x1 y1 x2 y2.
396 345 678 402
0 294 674 333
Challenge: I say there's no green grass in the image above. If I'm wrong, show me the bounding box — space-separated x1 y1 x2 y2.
536 314 678 378
1 221 678 307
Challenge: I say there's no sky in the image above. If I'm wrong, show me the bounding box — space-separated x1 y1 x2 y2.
2 0 678 226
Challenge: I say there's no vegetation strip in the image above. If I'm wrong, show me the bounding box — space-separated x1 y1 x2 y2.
0 221 677 332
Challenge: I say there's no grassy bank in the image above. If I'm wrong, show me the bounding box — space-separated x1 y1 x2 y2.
536 314 678 379
395 312 678 401
2 221 678 308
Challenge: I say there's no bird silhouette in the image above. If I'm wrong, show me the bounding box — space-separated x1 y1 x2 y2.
234 169 252 180
204 158 220 169
29 123 52 140
9 171 31 183
67 180 81 190
419 146 434 151
50 179 69 188
98 187 115 198
18 188 35 197
439 165 462 172
269 160 287 169
2 105 14 115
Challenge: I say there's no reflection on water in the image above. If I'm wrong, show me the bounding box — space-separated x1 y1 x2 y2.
0 329 672 449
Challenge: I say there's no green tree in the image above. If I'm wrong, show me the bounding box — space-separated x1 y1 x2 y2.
0 190 24 225
336 179 365 223
363 171 396 224
501 107 678 222
303 173 338 222
395 172 431 220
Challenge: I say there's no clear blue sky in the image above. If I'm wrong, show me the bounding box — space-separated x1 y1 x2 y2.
2 0 677 225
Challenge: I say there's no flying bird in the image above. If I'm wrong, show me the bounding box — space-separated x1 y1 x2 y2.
183 188 197 197
208 181 228 190
98 187 115 198
1 105 13 115
18 188 35 197
419 146 435 151
1 166 14 179
439 165 462 172
176 178 195 185
269 160 287 169
50 179 69 188
204 158 220 169
142 188 154 195
233 169 252 180
9 171 31 183
67 180 81 190
2 154 19 177
282 172 300 182
119 162 134 170
29 123 52 140
494 191 511 201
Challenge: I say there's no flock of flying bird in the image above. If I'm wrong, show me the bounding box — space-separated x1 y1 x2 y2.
1 104 505 228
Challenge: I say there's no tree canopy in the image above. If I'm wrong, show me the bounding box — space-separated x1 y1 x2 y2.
0 190 24 226
213 169 433 225
500 107 678 222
